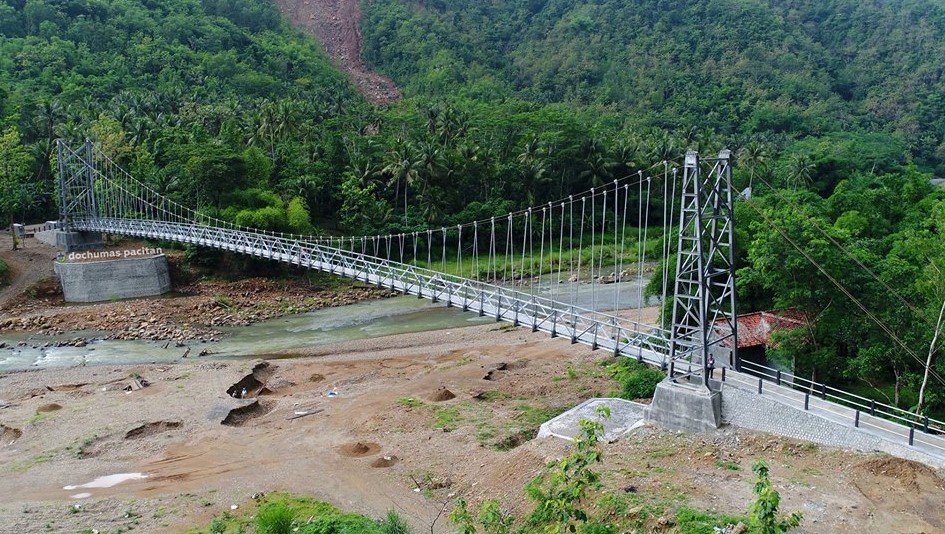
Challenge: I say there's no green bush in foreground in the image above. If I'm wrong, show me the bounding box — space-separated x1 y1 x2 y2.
0 258 8 286
197 493 412 534
606 358 664 400
256 501 296 534
749 461 803 533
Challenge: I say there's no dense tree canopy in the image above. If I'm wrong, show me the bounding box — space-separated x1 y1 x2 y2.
362 0 945 174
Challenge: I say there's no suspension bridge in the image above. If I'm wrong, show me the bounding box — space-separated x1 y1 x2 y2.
56 139 736 383
52 139 945 465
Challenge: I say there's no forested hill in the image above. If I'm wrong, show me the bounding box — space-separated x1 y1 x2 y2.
362 0 945 173
0 0 364 234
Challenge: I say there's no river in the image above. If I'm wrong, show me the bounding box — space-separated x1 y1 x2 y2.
0 275 657 373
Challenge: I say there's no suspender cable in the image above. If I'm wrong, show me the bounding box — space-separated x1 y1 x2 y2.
441 227 447 275
473 222 480 280
616 181 627 312
490 217 497 282
399 233 405 263
661 167 678 326
557 201 566 302
660 162 670 304
590 189 597 312
457 225 463 278
638 175 653 323
596 188 609 313
427 229 433 268
574 197 585 308
521 209 530 289
505 214 513 283
539 205 548 297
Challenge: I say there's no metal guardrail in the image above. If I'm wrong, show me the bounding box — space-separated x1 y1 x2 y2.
72 216 671 366
732 360 945 456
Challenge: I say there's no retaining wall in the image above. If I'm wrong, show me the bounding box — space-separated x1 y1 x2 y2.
53 255 171 303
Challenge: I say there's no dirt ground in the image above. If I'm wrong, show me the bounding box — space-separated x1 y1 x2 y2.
2 232 945 533
273 0 401 105
0 324 944 533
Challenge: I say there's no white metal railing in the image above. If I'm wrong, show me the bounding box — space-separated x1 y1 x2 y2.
72 216 671 365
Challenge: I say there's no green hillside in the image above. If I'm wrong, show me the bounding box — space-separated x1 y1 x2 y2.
0 0 362 233
363 0 945 172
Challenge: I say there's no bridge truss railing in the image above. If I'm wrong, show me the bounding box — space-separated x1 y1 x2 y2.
71 216 671 364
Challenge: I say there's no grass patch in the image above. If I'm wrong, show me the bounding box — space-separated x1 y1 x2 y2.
432 406 462 430
29 411 50 426
192 493 409 534
513 403 564 427
476 390 514 401
397 397 424 408
0 258 8 287
10 452 54 473
646 446 676 459
715 460 741 471
675 506 747 534
489 404 565 451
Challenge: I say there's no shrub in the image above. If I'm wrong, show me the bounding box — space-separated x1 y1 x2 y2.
607 359 664 400
749 461 802 533
377 509 412 534
256 501 296 534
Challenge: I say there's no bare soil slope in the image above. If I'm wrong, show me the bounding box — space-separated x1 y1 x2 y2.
274 0 401 104
0 233 57 310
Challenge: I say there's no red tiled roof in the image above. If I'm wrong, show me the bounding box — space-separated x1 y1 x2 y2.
715 310 808 349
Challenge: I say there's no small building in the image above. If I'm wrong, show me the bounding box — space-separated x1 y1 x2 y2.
714 310 808 367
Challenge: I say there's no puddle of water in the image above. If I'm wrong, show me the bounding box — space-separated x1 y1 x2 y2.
63 472 148 490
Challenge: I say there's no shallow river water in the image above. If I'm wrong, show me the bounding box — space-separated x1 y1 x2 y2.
0 276 656 373
0 297 491 373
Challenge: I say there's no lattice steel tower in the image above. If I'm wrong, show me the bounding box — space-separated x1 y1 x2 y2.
669 150 738 387
57 139 99 230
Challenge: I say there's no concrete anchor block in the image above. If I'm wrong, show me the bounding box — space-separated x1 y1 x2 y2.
644 379 722 433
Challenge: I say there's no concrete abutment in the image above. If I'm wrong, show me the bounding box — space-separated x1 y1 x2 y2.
54 254 171 303
645 379 722 432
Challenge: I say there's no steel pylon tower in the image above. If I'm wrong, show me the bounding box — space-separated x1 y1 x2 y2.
57 139 99 230
669 150 738 387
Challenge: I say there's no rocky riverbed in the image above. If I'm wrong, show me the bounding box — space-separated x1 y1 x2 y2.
0 275 395 343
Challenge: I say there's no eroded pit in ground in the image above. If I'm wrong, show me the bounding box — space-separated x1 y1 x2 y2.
226 361 276 399
125 421 182 440
1 424 22 446
222 399 277 427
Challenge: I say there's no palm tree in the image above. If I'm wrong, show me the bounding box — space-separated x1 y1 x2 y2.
382 139 420 224
737 139 771 188
518 136 551 205
785 153 814 190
